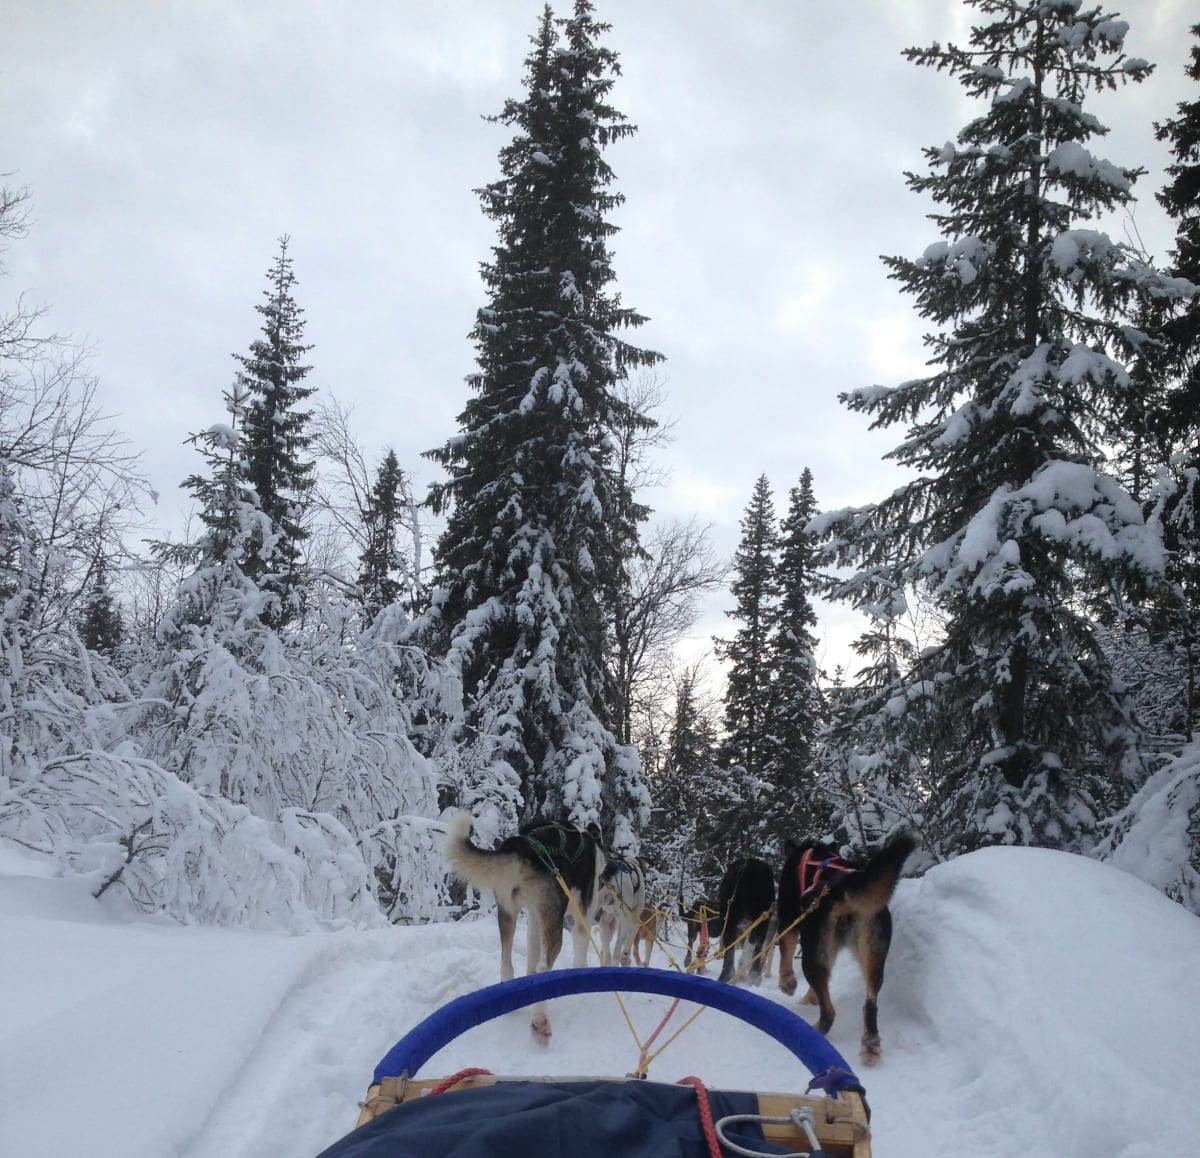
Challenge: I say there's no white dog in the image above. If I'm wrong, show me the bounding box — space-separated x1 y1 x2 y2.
596 855 647 967
444 812 606 1042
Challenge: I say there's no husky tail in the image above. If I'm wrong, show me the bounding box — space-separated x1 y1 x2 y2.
444 811 513 892
847 830 918 912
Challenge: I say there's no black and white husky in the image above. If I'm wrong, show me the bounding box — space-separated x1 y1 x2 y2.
596 854 647 967
445 811 606 1042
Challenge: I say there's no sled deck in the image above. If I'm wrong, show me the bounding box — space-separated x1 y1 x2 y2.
317 967 872 1158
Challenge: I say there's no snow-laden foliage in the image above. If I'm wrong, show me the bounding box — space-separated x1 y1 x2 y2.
1 559 451 928
641 663 738 901
5 746 381 930
1 201 456 929
419 0 660 840
130 545 447 925
815 0 1187 855
1096 739 1200 914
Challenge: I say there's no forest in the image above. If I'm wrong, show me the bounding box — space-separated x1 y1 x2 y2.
2 0 1198 926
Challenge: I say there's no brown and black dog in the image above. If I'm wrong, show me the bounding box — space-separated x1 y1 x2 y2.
776 831 917 1064
681 898 720 972
444 811 605 1042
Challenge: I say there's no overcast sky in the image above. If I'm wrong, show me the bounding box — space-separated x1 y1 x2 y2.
3 0 1195 675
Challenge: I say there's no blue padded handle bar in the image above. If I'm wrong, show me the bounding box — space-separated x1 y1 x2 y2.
372 966 858 1086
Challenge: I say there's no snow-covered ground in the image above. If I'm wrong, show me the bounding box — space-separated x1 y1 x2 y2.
3 843 1198 1158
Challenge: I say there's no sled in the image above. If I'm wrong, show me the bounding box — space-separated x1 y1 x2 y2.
318 967 872 1157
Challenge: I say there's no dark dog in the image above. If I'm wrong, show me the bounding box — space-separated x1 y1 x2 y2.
716 855 776 985
776 831 917 1063
444 811 605 1042
681 898 721 972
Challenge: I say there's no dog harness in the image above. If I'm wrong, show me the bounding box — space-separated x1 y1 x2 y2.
795 848 857 899
601 856 642 885
522 821 593 869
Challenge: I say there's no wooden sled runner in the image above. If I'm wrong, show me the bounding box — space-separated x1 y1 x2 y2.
319 967 872 1157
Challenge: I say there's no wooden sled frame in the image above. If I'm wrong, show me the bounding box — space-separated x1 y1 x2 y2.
356 1073 871 1156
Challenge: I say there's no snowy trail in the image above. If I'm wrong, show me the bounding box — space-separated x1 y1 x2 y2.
7 848 1200 1158
181 850 1200 1158
178 923 499 1158
176 915 880 1158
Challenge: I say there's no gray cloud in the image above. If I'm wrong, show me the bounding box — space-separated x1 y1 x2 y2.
3 0 1193 671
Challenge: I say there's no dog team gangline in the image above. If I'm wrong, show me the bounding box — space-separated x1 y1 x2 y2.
310 815 917 1157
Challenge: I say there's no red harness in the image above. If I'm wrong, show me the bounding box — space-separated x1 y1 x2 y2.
796 848 858 899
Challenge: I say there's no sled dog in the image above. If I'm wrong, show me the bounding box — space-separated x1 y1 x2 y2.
775 830 918 1064
682 898 721 972
444 811 606 1042
631 904 661 967
715 855 776 986
596 854 647 967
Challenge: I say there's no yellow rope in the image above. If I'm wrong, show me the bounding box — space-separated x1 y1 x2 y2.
636 885 833 1073
636 908 771 1072
552 870 646 1056
540 876 834 1077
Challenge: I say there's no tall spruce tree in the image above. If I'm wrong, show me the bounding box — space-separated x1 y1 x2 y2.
763 469 824 842
1156 25 1200 434
715 474 779 840
358 448 409 623
76 553 124 659
236 237 316 627
1091 23 1200 911
818 619 925 847
423 1 661 841
1147 23 1200 741
651 663 727 896
813 1 1175 854
154 382 265 639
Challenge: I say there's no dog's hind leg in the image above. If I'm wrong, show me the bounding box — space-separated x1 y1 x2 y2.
745 922 769 987
497 900 518 982
800 923 838 1037
598 911 616 966
855 909 893 1064
528 904 564 1046
541 905 566 971
776 928 799 995
569 893 592 968
717 917 741 984
525 910 543 975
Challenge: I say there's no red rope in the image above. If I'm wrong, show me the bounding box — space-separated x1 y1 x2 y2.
678 1076 722 1158
427 1066 493 1095
635 996 682 1074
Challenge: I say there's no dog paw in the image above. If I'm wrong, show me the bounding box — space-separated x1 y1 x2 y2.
778 974 797 996
860 1036 881 1065
800 988 817 1006
530 1013 552 1045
